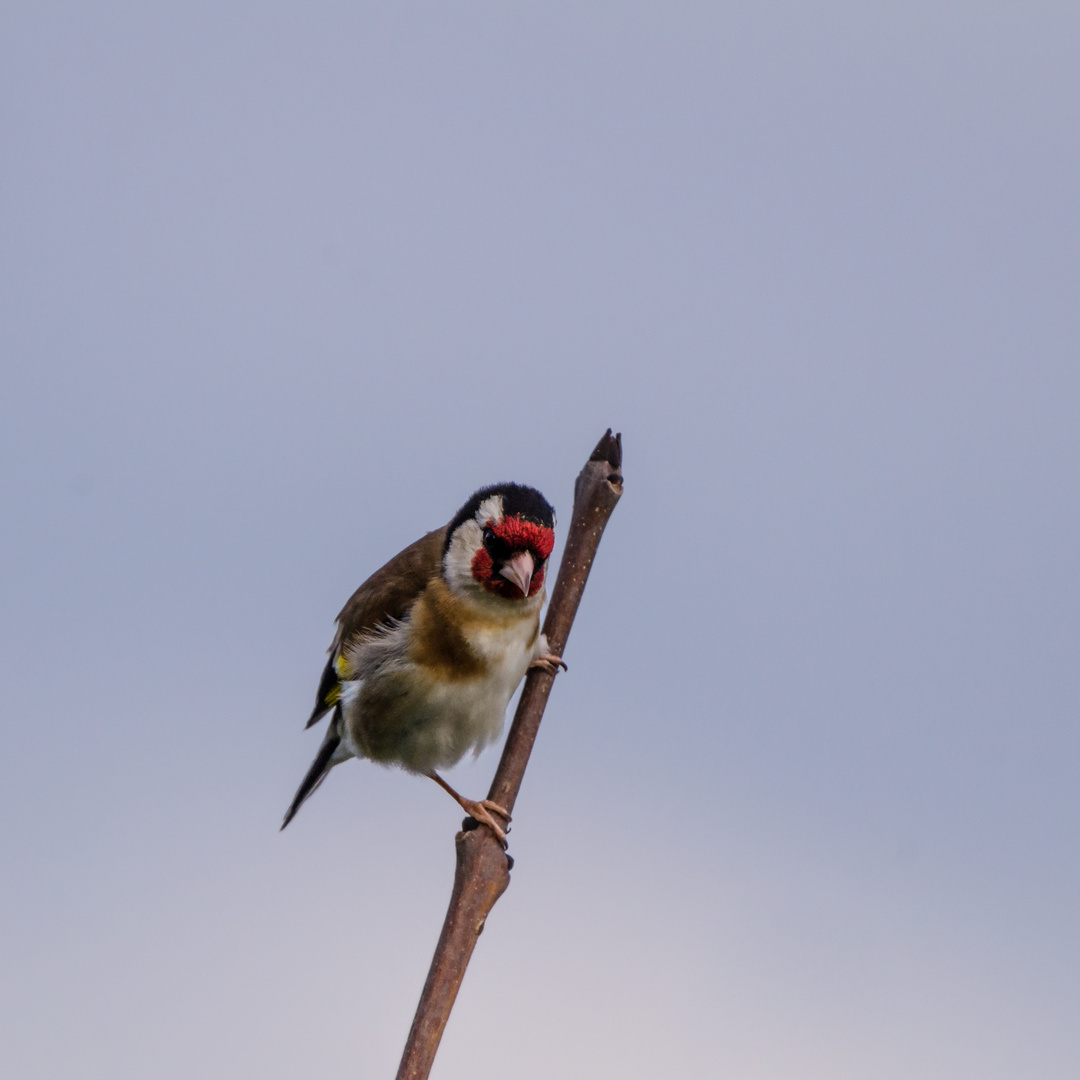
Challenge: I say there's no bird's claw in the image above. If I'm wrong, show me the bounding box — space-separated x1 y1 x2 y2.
529 651 567 674
460 798 512 848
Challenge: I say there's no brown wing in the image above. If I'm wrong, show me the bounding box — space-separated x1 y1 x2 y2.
304 525 447 728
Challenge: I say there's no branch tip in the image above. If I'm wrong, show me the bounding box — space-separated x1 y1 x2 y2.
589 428 622 471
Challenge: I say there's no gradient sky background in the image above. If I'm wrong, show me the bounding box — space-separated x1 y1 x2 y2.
2 4 1078 1078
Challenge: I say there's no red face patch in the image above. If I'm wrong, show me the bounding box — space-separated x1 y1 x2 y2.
471 546 494 582
490 516 555 560
526 563 546 597
470 515 555 599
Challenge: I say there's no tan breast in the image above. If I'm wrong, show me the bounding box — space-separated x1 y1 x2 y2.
406 578 492 681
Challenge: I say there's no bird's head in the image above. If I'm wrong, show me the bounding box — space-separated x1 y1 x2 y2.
443 483 556 605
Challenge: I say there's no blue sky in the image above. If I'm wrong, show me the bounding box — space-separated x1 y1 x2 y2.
2 4 1078 1077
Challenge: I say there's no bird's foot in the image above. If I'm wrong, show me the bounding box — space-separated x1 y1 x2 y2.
529 652 567 674
459 798 512 848
426 771 512 848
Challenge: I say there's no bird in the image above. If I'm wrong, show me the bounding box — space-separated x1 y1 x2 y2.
281 481 565 845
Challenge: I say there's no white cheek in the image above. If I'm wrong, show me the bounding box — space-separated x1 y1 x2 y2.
443 519 484 593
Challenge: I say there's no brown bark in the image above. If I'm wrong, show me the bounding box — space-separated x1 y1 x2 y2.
394 429 624 1080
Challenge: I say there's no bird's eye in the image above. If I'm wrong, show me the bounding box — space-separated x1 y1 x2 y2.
482 527 495 545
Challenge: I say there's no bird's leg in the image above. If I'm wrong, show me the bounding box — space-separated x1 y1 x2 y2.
426 771 511 848
529 651 567 674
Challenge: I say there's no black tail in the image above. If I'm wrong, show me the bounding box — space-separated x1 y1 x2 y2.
281 707 344 830
306 655 341 729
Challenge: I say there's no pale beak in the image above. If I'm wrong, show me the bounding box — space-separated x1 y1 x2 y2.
499 551 534 598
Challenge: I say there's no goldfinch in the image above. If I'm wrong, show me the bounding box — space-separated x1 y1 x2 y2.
281 482 564 845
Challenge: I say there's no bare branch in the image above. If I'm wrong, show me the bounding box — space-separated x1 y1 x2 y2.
395 429 624 1080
